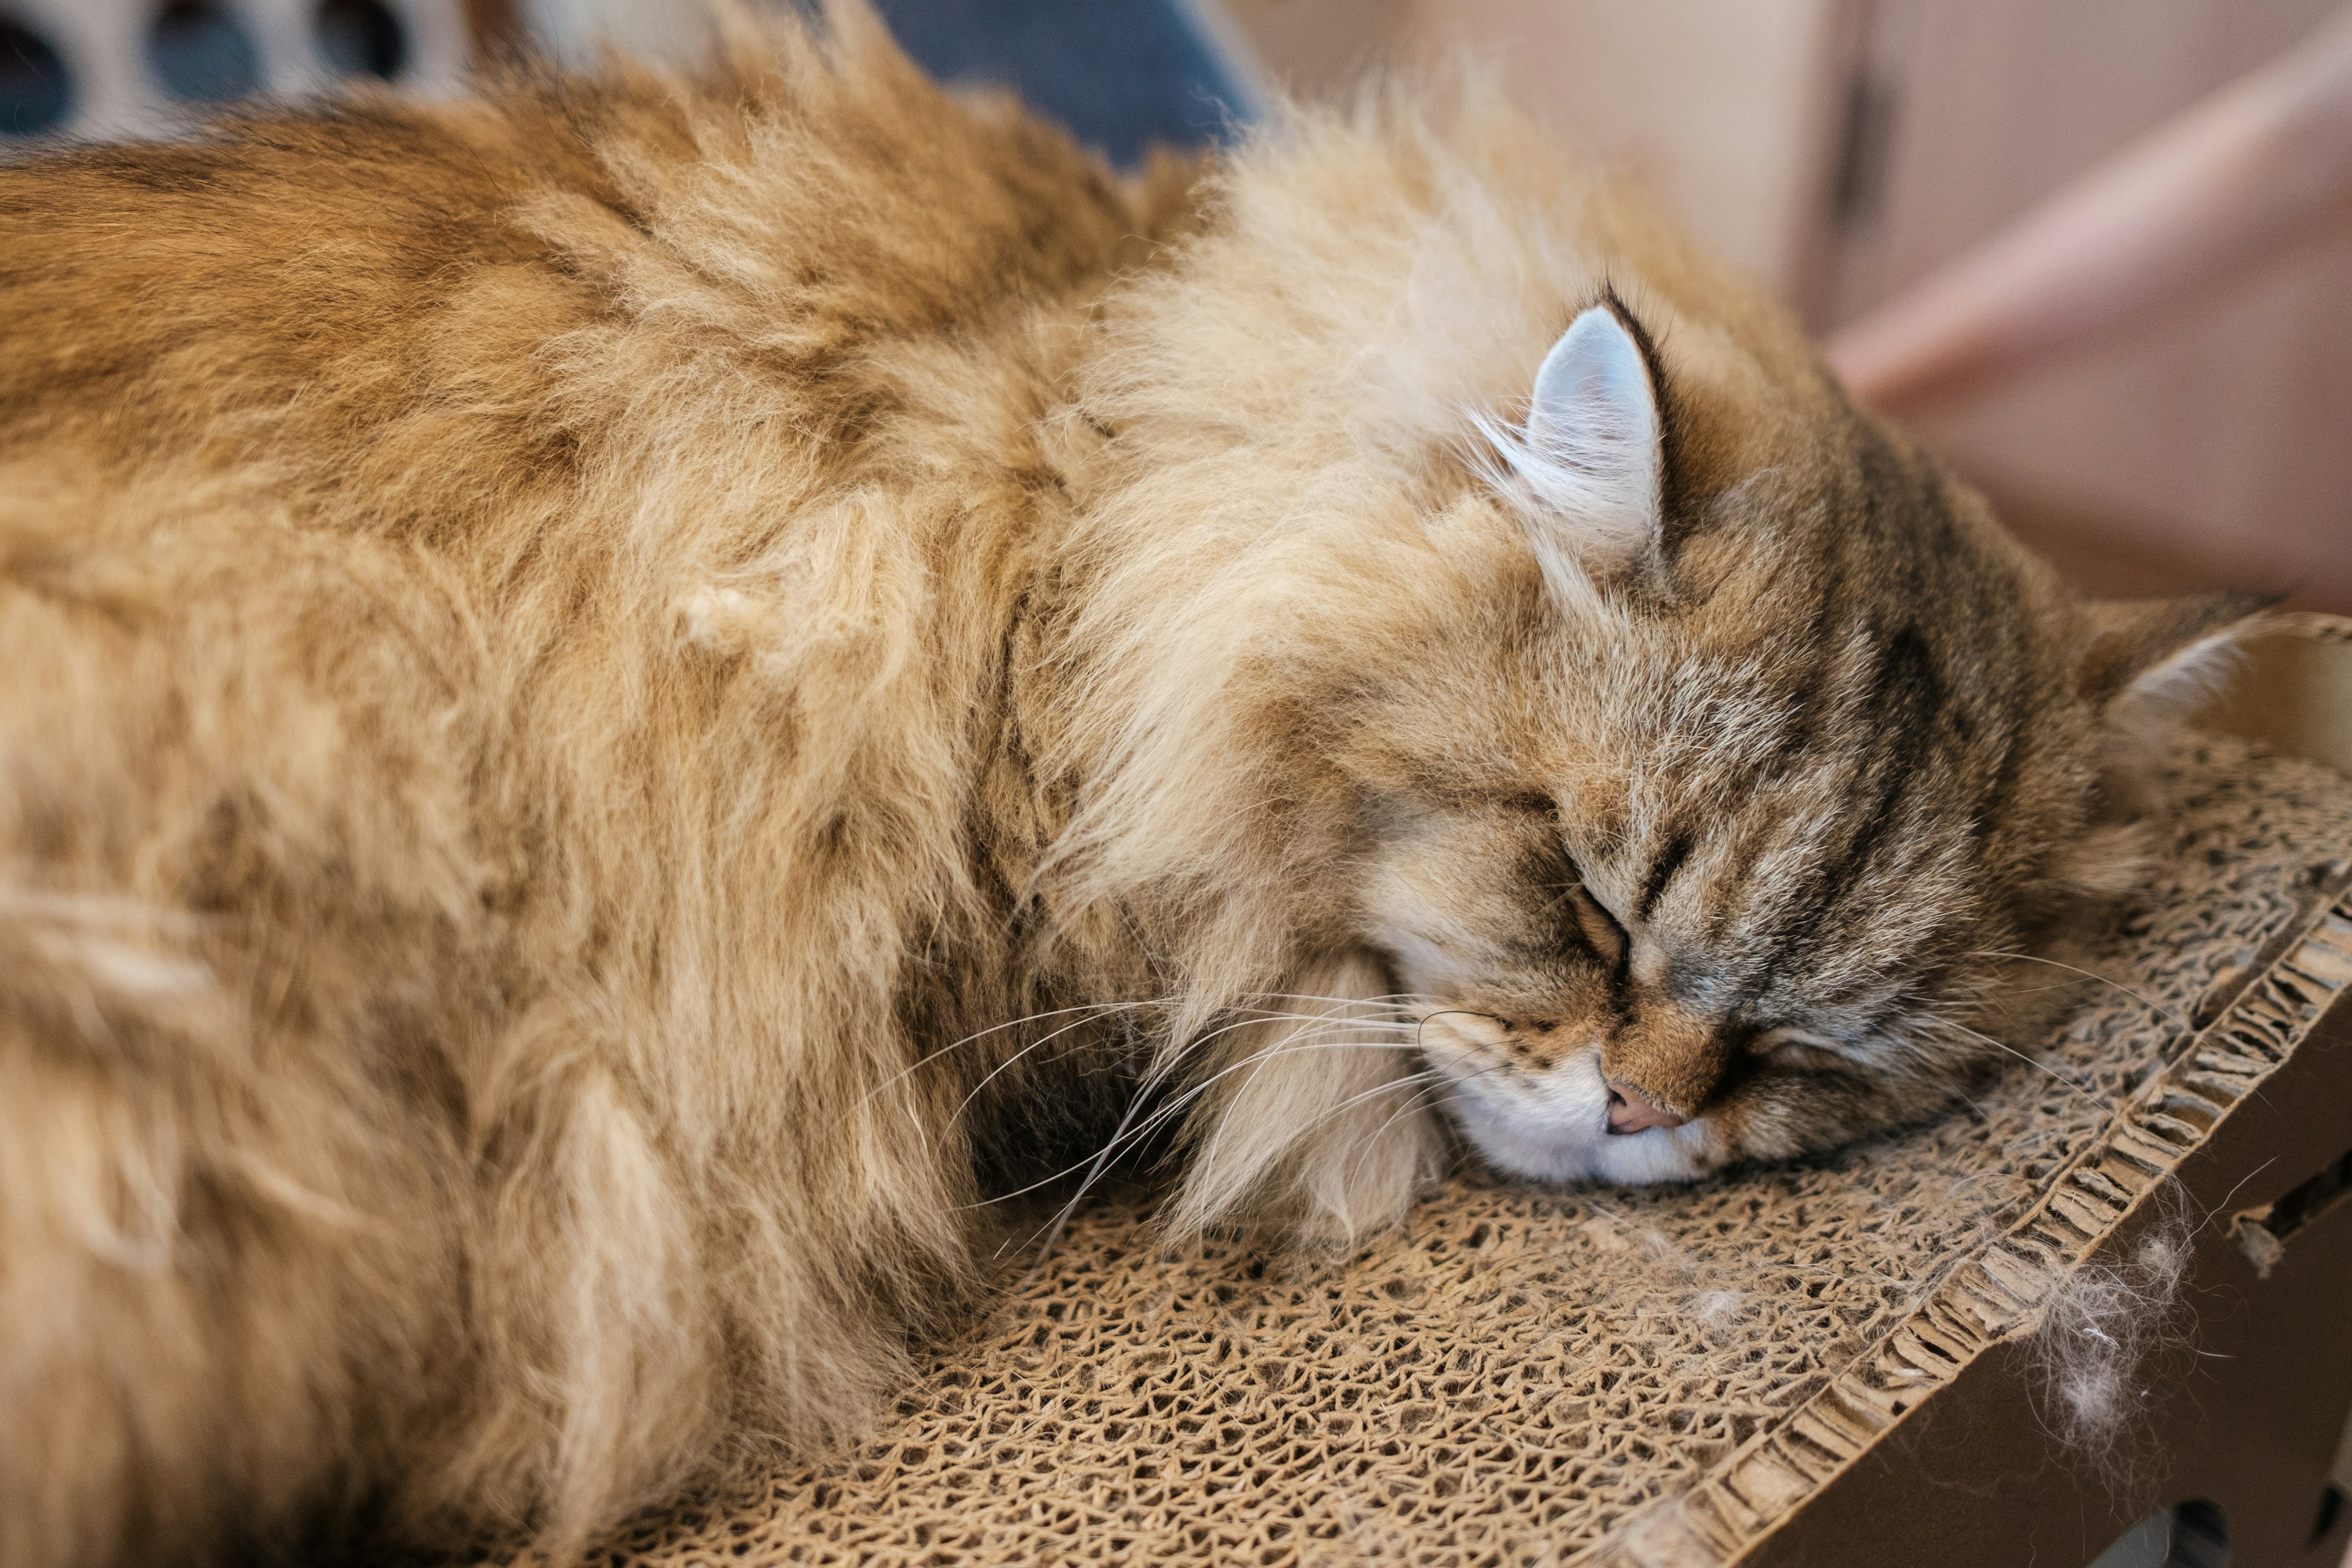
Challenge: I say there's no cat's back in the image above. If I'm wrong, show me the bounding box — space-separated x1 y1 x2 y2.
0 7 1196 1097
0 9 1165 522
0 9 1186 911
0 25 1217 1562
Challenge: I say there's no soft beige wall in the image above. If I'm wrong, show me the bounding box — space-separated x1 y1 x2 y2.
1210 0 1407 102
1219 0 1855 304
1397 0 1853 304
1831 0 2352 609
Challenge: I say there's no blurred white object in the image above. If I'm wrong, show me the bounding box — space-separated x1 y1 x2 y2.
519 0 700 67
0 0 471 141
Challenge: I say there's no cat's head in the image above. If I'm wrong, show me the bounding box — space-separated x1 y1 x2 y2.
1330 296 2259 1186
1051 112 2261 1232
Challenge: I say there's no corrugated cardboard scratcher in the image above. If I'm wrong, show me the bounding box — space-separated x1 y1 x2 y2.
502 616 2352 1568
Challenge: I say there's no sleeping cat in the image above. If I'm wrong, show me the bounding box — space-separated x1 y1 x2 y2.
0 5 2254 1565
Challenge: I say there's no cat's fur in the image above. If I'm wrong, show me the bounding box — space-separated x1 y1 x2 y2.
0 7 2255 1564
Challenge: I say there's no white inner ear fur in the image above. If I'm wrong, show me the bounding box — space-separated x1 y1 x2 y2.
2103 622 2256 772
2113 625 2250 715
1486 304 1665 595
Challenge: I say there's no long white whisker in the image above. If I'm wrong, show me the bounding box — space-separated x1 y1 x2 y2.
1242 992 1429 1011
964 1036 1422 1213
1343 1072 1486 1191
1011 1046 1260 1272
948 1009 1136 1129
1309 1068 1443 1169
1172 1008 1422 1036
1021 1044 1427 1272
876 992 1429 1114
1352 1058 1532 1187
1933 1016 2103 1101
859 998 1169 1108
1971 949 2188 1031
984 992 1446 1268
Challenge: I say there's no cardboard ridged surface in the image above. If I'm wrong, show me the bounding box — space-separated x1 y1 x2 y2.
527 733 2352 1568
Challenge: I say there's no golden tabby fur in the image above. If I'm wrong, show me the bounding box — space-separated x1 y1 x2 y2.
0 7 2255 1564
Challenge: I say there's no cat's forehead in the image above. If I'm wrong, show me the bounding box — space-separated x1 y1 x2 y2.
1549 605 2064 1013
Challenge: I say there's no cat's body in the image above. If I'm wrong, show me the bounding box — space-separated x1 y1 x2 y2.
0 9 2250 1566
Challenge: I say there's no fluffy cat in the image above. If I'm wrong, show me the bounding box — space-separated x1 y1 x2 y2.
0 6 2254 1564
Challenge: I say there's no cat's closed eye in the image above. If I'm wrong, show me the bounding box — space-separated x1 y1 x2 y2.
1563 879 1629 969
1751 1027 1847 1071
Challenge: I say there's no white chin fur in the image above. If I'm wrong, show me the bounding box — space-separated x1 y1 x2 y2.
1428 1035 1717 1185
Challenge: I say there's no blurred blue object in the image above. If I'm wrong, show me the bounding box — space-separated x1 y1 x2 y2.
148 0 265 103
0 16 74 136
872 0 1253 167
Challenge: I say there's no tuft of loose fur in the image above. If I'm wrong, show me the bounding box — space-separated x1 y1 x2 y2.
2026 1184 2197 1477
0 7 2264 1564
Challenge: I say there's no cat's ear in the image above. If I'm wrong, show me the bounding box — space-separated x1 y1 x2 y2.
2076 591 2274 710
1490 301 1666 595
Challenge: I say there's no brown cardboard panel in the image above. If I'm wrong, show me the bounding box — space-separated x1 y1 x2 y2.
1735 881 2352 1567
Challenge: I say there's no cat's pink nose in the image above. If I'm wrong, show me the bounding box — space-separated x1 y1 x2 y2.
1605 1082 1686 1135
